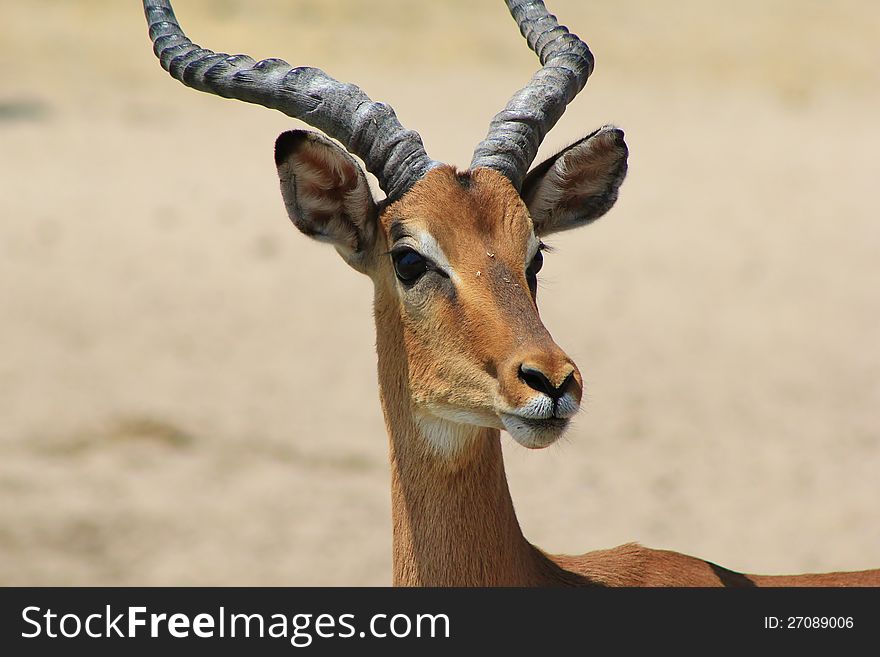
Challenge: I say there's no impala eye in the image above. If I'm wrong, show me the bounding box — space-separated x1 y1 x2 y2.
528 249 544 274
526 248 544 291
392 248 428 284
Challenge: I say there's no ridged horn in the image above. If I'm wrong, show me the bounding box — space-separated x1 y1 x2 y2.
470 0 594 189
142 0 437 201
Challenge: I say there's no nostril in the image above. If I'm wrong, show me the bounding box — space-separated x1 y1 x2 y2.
558 371 575 397
519 364 565 400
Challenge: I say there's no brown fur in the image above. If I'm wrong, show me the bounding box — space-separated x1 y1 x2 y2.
379 167 582 434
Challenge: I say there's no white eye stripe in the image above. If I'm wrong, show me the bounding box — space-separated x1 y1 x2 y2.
400 229 458 282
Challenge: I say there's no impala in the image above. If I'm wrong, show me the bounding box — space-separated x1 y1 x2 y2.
143 0 879 586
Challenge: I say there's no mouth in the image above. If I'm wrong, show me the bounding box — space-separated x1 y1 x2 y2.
500 413 571 449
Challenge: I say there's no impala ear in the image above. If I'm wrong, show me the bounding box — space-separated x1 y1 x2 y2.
522 125 628 237
275 130 378 272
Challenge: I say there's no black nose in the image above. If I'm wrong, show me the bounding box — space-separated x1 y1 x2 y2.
518 365 574 400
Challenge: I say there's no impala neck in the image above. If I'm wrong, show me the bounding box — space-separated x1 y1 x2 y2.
374 288 549 586
389 425 547 586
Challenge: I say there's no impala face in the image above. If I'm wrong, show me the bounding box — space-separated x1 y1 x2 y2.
274 128 627 452
378 167 582 449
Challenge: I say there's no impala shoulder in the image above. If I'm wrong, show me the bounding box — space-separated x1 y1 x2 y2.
555 543 756 587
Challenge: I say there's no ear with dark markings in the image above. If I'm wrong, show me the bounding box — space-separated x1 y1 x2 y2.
275 130 378 272
522 125 628 237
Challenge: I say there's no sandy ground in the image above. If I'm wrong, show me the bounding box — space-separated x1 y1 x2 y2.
1 0 878 585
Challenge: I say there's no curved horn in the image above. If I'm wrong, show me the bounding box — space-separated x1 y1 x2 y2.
470 0 594 189
142 0 437 201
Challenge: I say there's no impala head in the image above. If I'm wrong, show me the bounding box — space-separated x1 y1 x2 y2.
144 0 627 450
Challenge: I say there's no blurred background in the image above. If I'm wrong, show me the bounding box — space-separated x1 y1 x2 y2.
1 0 877 584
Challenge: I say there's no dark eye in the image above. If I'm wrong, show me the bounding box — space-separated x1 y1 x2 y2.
392 248 428 284
526 249 543 291
528 249 544 275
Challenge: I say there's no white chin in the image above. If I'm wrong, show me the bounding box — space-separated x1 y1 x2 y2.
500 413 569 449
